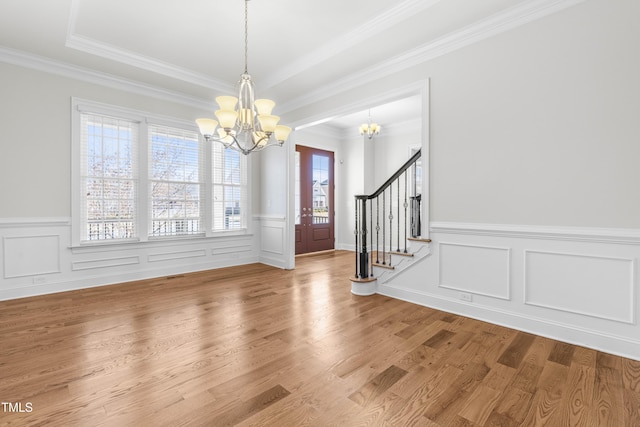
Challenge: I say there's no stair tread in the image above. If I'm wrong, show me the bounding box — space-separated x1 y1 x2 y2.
372 262 395 270
351 276 377 283
390 251 414 257
408 237 431 243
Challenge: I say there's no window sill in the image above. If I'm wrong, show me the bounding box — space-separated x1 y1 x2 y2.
70 230 253 253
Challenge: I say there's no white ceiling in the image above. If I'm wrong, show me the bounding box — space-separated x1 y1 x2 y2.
327 96 423 132
1 0 557 131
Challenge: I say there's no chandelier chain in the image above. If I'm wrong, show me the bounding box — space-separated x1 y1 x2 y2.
244 0 249 74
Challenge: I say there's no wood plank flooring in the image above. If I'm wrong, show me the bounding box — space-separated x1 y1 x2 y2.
1 250 639 426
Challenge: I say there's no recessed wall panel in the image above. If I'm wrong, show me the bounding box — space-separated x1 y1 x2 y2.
3 235 60 278
148 249 206 263
261 226 283 255
72 256 140 271
525 250 635 324
439 242 510 300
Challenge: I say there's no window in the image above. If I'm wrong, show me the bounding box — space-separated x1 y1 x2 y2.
80 114 138 241
73 99 248 245
149 125 202 237
212 143 247 231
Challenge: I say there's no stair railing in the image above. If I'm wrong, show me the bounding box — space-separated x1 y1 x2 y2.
354 149 422 279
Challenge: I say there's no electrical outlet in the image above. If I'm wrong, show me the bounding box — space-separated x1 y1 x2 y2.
459 292 473 302
32 276 47 285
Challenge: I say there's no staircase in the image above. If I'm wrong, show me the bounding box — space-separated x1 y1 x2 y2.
350 150 431 295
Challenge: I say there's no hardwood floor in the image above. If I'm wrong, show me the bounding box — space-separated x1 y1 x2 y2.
1 250 639 426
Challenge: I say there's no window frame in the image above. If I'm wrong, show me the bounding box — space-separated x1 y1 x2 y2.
79 112 140 242
211 142 248 232
148 123 204 239
71 98 251 247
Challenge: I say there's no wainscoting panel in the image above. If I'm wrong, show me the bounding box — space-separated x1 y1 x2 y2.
256 216 290 269
439 242 510 300
72 256 140 271
3 235 60 278
261 226 284 255
211 244 252 256
0 218 261 300
525 250 635 324
148 249 207 263
379 222 640 361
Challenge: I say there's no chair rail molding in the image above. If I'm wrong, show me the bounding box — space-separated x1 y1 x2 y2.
430 222 640 245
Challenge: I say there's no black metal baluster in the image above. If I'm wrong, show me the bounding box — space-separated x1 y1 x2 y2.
376 196 380 264
397 178 401 252
389 184 393 259
404 171 408 253
369 198 373 277
382 190 386 265
353 150 421 276
360 198 368 278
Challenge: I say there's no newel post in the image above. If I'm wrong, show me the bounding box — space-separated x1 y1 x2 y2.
354 195 369 278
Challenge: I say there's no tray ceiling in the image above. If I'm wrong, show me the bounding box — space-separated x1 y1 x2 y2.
0 0 581 130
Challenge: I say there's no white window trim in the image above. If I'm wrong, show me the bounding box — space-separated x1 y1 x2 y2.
71 97 252 247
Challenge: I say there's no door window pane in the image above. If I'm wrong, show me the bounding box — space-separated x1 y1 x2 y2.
311 154 330 224
295 151 301 225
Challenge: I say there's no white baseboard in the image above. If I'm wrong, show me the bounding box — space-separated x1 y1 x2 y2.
0 255 260 301
259 254 289 270
379 283 640 361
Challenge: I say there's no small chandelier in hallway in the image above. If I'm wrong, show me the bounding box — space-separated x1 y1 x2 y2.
196 0 291 155
359 110 380 140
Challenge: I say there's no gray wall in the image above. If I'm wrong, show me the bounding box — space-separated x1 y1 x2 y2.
285 0 640 229
0 62 262 218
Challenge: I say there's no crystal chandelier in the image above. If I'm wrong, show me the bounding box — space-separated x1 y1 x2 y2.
196 0 291 155
359 110 380 140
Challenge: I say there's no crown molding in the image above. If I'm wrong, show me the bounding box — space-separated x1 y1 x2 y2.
278 0 587 114
0 45 211 110
65 33 234 94
261 0 442 90
63 0 441 94
1 0 586 115
291 80 428 130
295 123 344 140
65 0 232 94
379 118 422 137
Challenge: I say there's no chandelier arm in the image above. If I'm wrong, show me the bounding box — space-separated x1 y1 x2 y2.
209 134 249 155
232 135 258 155
207 131 278 155
253 133 270 146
